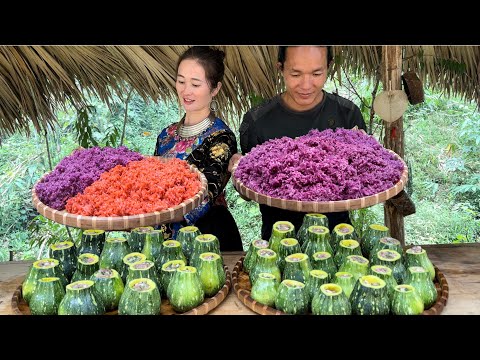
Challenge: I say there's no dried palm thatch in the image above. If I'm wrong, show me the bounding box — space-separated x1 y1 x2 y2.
0 45 478 137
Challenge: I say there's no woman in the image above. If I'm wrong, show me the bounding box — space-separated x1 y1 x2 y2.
154 46 243 251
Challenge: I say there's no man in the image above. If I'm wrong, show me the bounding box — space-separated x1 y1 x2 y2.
230 46 367 240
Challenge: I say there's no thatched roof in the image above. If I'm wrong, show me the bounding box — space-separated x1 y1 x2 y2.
0 45 478 137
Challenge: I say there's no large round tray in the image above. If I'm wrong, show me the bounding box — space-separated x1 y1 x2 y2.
12 265 231 315
32 163 208 230
231 150 408 213
232 256 449 315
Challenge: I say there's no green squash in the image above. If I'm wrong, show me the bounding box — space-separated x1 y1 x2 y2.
404 266 437 309
119 252 147 284
332 271 356 299
176 226 201 262
99 237 131 273
274 279 309 315
190 234 220 268
301 225 333 258
118 278 161 315
331 223 356 253
22 258 66 304
370 237 404 263
128 226 155 253
311 283 352 315
350 275 390 315
371 249 406 284
155 240 187 271
58 280 105 315
126 260 161 290
268 221 295 253
297 213 328 246
91 268 124 311
197 252 226 297
361 224 389 259
29 277 65 315
159 259 186 298
338 255 369 281
78 229 106 257
71 253 100 283
391 284 424 315
250 272 279 307
334 239 362 267
405 246 435 281
277 238 301 273
243 239 269 274
141 229 164 262
250 249 281 285
282 253 312 284
305 269 329 306
167 265 205 313
368 265 398 301
310 251 337 280
49 241 77 282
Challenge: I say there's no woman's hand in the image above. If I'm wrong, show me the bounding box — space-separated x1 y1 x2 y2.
228 153 243 173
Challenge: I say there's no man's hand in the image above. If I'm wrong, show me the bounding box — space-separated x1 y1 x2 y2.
228 153 243 173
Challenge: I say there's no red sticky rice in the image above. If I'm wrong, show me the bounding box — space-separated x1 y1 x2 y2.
66 157 200 216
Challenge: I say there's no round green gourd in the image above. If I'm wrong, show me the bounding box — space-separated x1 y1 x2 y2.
78 229 106 256
391 284 424 315
250 272 279 307
268 221 295 254
297 213 328 246
58 280 105 315
118 278 161 315
274 279 309 315
311 283 352 315
196 252 226 297
29 277 65 315
167 265 204 313
91 268 124 311
49 241 77 282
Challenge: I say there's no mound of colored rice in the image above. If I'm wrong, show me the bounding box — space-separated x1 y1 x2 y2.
66 157 201 216
234 128 404 201
35 146 144 210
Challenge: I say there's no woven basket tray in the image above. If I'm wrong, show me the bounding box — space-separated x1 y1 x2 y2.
232 150 408 213
32 163 208 231
12 265 231 315
231 256 449 315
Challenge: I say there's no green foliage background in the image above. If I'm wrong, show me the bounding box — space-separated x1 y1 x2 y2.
1 81 479 261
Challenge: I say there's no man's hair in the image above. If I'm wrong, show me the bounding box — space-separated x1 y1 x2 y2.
277 46 333 70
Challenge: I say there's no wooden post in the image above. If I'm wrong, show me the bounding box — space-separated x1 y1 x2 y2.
382 46 406 245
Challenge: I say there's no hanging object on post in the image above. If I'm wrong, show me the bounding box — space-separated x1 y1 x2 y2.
402 71 425 105
373 90 409 123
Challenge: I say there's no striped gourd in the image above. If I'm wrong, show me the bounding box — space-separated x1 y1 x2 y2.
58 280 105 315
49 241 77 282
311 283 352 315
91 268 124 311
268 221 295 254
119 278 161 315
274 279 309 315
29 277 65 315
78 229 106 256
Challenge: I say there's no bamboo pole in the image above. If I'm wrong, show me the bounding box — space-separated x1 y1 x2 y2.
382 46 405 245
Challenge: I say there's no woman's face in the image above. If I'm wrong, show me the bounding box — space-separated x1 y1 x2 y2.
176 59 218 114
281 46 329 111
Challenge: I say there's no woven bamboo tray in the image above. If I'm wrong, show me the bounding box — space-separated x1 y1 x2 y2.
231 150 408 213
231 256 449 315
12 265 231 315
32 163 208 231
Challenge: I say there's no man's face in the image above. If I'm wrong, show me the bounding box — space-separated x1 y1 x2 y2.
281 46 329 111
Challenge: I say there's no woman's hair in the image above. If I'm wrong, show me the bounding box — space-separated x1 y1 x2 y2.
176 46 226 91
277 46 333 70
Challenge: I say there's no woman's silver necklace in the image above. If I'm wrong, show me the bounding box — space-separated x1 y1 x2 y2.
176 116 213 139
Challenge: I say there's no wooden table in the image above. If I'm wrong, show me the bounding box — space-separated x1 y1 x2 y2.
1 244 479 315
